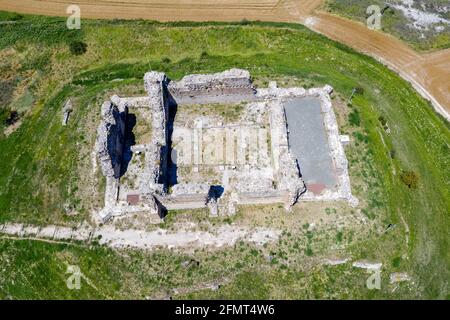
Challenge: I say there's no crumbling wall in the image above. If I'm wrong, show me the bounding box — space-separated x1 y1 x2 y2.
111 95 150 109
268 100 306 209
95 69 357 223
159 183 211 210
95 100 128 220
301 87 358 207
168 68 257 104
139 71 170 197
95 101 128 179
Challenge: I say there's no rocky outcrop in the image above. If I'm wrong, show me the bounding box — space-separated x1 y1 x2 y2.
95 101 128 179
352 261 382 270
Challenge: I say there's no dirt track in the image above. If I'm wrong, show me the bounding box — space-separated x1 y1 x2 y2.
0 0 448 117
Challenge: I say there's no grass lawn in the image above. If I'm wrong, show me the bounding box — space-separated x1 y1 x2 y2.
0 12 448 299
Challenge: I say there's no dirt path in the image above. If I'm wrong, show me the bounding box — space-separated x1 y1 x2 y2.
0 0 448 118
0 222 280 250
300 9 450 120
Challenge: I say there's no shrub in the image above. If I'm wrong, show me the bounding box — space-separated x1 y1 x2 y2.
304 247 313 256
0 108 9 125
389 149 396 159
400 170 419 189
354 86 364 95
378 115 387 126
69 40 87 56
6 111 19 125
336 231 343 243
349 109 361 126
200 51 209 59
0 108 19 126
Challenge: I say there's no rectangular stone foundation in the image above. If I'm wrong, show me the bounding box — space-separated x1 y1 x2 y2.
96 69 357 222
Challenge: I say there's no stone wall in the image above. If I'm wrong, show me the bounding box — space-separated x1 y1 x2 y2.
167 68 257 105
95 101 128 179
139 71 170 197
268 100 307 209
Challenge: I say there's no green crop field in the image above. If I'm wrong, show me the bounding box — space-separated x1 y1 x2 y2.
0 12 449 299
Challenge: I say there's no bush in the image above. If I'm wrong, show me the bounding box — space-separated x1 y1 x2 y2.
378 115 387 126
69 40 87 56
0 108 19 126
354 86 364 95
0 108 9 125
400 170 419 189
349 109 361 126
389 149 396 159
200 51 209 59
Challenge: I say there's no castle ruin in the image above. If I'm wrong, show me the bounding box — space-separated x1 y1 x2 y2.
95 69 357 222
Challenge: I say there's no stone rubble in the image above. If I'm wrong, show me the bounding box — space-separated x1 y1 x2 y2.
352 261 383 270
61 99 73 126
389 272 411 284
95 101 128 179
168 68 257 104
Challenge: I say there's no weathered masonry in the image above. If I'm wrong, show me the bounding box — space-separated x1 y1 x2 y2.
96 69 357 222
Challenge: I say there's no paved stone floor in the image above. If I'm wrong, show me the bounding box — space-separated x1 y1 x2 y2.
284 97 337 188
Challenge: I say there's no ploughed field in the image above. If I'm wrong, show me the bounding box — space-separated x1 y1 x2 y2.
0 0 282 21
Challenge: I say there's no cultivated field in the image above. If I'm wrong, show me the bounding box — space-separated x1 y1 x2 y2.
0 0 284 21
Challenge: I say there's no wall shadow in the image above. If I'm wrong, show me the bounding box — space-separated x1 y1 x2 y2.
167 89 179 187
120 113 136 177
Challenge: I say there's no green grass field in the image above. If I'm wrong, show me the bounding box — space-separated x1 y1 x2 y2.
0 12 449 299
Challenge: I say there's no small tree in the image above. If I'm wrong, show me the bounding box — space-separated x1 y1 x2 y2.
240 18 249 25
348 109 361 126
354 86 364 95
69 40 87 56
400 170 419 189
0 108 19 126
162 57 171 64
